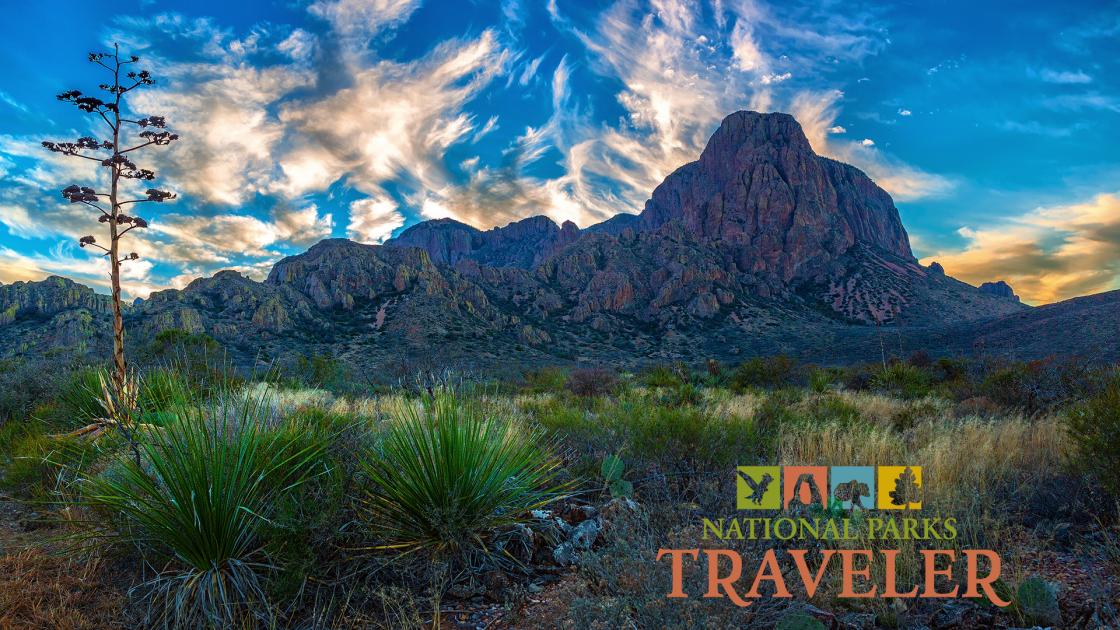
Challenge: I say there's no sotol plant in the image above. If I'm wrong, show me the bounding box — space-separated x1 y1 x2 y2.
361 391 570 554
78 387 328 628
42 44 178 404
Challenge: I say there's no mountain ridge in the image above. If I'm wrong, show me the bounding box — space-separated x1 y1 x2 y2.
4 110 1105 370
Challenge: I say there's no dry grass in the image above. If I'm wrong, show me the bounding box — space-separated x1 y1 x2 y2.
0 549 127 629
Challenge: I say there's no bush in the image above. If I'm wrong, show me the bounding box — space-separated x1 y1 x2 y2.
78 387 329 628
567 367 620 398
808 368 835 394
361 392 570 555
1016 576 1061 626
1068 375 1120 497
610 399 770 471
871 363 931 398
521 367 569 393
731 355 796 390
640 364 684 388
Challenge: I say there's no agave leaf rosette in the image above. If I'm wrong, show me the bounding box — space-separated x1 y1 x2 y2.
362 392 571 554
80 386 329 627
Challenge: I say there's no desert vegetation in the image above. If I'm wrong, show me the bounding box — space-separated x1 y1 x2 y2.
0 344 1117 628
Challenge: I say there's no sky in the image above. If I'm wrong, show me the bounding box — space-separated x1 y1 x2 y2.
0 0 1117 305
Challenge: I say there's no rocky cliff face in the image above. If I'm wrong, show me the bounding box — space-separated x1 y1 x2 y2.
0 276 111 325
637 112 911 282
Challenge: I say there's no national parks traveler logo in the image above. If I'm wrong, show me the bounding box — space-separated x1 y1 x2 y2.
736 465 922 510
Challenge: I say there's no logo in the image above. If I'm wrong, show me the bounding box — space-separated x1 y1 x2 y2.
831 466 874 511
878 466 923 510
657 463 1010 608
783 466 828 509
736 466 779 509
735 465 922 511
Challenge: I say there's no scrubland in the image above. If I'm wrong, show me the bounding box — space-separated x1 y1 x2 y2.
0 340 1117 629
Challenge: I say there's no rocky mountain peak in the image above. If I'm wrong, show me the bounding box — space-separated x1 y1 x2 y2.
638 110 912 282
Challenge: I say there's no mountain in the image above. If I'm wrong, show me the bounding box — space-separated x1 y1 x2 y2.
5 110 1101 373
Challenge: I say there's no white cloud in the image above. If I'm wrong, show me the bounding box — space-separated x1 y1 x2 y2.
897 108 911 116
348 196 406 243
0 205 44 239
860 138 875 146
1038 68 1092 84
129 62 313 206
730 18 766 72
828 125 846 134
272 203 334 247
307 0 422 45
760 71 792 84
275 31 510 202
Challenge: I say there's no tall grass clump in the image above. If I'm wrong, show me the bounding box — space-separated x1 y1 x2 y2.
78 387 329 628
361 391 570 556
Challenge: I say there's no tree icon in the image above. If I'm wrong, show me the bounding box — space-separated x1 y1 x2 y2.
889 466 922 507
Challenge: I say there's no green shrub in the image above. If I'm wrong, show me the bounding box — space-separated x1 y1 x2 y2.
360 392 570 555
658 381 703 407
808 368 835 394
807 395 861 426
136 366 195 415
871 363 931 398
611 400 769 471
521 367 569 393
641 364 683 388
1015 576 1061 626
776 612 826 630
731 355 796 390
1068 376 1120 497
56 367 106 422
3 429 103 498
296 352 349 390
78 388 329 628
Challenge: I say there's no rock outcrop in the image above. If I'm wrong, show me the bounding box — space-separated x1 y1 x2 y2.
389 215 580 269
0 276 111 325
979 280 1020 302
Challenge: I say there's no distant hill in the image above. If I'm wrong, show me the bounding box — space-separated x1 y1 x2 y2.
6 111 1106 371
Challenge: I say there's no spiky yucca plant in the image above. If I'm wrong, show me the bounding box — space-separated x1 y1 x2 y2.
362 391 570 555
79 387 328 628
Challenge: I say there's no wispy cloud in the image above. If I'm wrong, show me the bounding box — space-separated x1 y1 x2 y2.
1037 68 1092 84
0 0 959 296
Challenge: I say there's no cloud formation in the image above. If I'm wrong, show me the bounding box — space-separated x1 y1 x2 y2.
0 0 978 298
920 193 1120 304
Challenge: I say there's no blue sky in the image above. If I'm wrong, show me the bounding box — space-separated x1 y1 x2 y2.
0 0 1117 304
